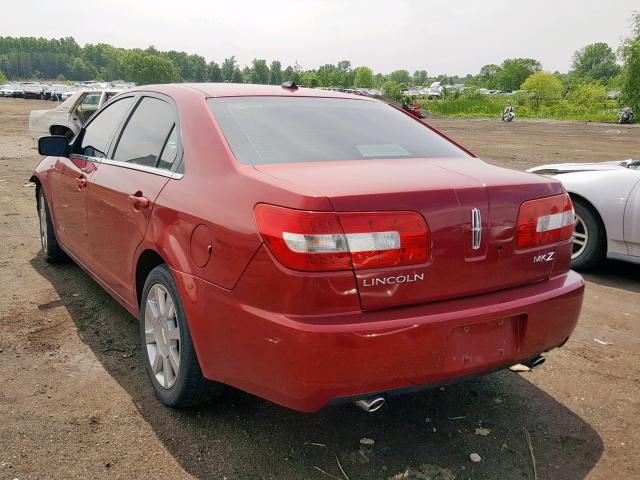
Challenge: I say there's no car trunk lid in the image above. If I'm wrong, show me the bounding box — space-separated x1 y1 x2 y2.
254 157 565 310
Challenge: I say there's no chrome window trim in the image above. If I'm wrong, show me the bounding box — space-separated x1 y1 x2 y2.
99 158 180 179
69 154 184 179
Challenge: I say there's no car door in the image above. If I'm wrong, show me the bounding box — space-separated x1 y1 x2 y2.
86 94 180 307
49 96 135 261
624 176 640 257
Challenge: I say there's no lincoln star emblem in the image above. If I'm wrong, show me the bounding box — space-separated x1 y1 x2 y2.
471 208 482 250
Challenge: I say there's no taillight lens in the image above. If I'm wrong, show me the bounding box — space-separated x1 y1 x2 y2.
255 204 430 271
515 193 574 249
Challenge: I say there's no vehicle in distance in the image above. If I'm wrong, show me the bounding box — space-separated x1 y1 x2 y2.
29 89 123 140
32 83 584 412
528 160 640 269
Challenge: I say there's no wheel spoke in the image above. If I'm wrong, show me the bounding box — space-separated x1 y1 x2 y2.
168 348 180 373
162 357 170 387
145 329 155 344
157 286 167 316
152 348 163 374
573 232 587 240
166 299 175 322
167 327 180 341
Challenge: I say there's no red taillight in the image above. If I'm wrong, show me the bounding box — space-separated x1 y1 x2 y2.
515 193 574 250
254 204 430 271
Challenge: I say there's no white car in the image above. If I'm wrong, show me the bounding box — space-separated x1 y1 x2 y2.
28 89 123 139
528 160 640 268
0 84 20 97
426 82 443 99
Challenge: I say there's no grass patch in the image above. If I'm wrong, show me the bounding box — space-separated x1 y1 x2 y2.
417 96 619 122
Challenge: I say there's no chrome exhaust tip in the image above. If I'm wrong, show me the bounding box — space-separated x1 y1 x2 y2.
354 396 386 413
523 354 546 369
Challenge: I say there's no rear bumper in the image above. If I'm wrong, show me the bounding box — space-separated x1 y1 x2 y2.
174 270 584 412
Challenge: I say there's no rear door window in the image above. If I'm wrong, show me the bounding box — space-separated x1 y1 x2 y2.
77 97 134 158
112 97 175 168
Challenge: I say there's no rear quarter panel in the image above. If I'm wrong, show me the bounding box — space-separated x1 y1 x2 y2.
136 87 336 294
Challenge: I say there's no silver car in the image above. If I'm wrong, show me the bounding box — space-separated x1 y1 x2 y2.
528 160 640 269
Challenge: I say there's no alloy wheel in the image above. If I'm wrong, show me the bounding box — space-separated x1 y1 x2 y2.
144 284 181 389
572 213 589 260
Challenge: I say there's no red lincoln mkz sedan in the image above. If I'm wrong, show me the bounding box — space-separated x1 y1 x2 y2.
32 83 584 412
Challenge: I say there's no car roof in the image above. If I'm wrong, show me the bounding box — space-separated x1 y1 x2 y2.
130 83 376 101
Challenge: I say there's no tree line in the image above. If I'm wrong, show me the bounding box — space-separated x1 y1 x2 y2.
0 12 638 111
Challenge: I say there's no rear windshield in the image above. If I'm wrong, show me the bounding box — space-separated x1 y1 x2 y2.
208 97 468 165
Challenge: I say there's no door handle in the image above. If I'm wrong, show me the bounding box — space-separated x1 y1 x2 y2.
76 176 87 190
128 191 151 210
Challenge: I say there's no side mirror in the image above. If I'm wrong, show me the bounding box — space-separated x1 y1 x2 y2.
38 135 70 157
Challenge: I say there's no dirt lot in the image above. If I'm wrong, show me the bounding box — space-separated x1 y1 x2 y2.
1 98 639 480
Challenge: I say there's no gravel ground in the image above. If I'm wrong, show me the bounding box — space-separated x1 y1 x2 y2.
1 98 639 480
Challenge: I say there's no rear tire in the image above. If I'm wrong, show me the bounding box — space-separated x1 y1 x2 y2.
38 188 67 263
571 199 606 270
140 264 222 407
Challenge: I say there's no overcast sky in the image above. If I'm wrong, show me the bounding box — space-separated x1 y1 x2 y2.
2 1 637 75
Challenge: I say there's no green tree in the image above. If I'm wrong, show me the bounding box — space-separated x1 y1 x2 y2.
269 60 282 85
231 67 244 84
496 58 541 90
317 64 343 86
250 59 270 84
382 81 402 101
68 57 95 80
522 71 563 107
0 70 6 83
353 66 374 88
621 12 640 112
389 69 411 84
413 69 428 85
123 51 181 85
572 43 620 80
283 65 299 83
221 56 237 82
337 60 351 72
207 61 222 82
300 71 319 87
477 64 501 89
567 83 607 108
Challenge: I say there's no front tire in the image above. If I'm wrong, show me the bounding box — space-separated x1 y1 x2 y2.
38 188 67 263
571 199 606 270
140 264 221 407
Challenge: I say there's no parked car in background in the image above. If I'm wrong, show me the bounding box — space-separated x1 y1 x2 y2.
528 160 640 268
29 89 124 139
32 83 584 412
23 83 46 99
0 84 12 97
44 84 72 101
3 83 25 98
426 81 444 99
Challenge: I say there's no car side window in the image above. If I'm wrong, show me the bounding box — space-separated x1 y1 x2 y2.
112 97 175 168
77 97 134 158
78 92 101 108
75 92 102 123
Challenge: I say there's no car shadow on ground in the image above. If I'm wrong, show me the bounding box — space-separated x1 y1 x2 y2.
579 259 640 293
31 257 603 480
